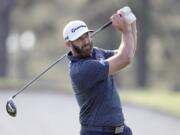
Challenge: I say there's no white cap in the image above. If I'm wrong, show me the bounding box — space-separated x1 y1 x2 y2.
63 20 93 41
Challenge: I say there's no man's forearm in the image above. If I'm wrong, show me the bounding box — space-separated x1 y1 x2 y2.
131 22 137 56
118 21 137 58
117 29 135 62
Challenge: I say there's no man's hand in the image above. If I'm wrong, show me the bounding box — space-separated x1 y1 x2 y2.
110 7 136 33
110 10 132 33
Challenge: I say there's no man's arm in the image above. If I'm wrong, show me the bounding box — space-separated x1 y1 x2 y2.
106 11 137 75
113 21 137 55
132 21 137 55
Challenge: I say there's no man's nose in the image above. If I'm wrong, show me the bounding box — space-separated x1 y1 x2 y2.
84 37 90 44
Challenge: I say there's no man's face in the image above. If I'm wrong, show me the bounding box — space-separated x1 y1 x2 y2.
70 32 93 58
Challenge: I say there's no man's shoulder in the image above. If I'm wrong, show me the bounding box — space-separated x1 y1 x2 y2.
71 58 108 77
70 59 94 74
71 59 95 69
93 46 105 53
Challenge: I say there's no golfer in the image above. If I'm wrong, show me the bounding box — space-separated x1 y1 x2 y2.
63 9 137 135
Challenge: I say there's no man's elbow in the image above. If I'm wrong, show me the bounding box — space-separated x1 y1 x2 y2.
124 57 131 65
121 56 133 67
117 51 134 67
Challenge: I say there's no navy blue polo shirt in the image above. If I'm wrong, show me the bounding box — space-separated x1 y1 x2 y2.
68 47 124 127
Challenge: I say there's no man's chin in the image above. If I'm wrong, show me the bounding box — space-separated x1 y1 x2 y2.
81 50 92 58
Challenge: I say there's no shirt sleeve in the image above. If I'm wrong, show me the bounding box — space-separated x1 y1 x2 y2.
73 60 109 90
94 47 115 59
103 49 115 59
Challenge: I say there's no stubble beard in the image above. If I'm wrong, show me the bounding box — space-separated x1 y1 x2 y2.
71 41 93 58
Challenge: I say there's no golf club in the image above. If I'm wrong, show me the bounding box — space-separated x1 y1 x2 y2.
6 19 113 117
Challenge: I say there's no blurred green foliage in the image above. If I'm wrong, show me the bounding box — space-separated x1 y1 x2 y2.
121 88 180 117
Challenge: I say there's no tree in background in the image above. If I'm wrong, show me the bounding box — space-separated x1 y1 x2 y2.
0 0 15 77
129 0 152 87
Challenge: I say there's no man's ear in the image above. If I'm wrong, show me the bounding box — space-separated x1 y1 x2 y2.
64 41 71 48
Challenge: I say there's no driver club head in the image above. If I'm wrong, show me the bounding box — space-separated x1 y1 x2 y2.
6 97 17 117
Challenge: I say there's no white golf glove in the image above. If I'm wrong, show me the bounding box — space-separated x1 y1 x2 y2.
118 6 136 24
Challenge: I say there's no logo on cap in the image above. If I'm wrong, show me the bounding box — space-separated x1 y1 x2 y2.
63 20 93 41
71 25 87 33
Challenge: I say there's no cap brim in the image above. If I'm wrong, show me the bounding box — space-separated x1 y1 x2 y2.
70 29 94 41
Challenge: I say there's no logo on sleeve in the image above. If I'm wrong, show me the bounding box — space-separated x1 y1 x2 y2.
99 58 105 66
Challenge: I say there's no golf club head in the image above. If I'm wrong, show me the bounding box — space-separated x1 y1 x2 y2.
6 97 17 117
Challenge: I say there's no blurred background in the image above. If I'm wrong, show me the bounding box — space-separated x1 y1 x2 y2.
1 0 180 90
0 0 180 133
0 0 180 135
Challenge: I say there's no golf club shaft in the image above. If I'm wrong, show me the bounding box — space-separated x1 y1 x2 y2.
12 53 67 98
90 20 112 37
12 20 112 99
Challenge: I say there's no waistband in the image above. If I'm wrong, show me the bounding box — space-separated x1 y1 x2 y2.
81 124 124 134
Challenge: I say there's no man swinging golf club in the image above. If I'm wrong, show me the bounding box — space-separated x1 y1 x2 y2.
63 7 137 135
